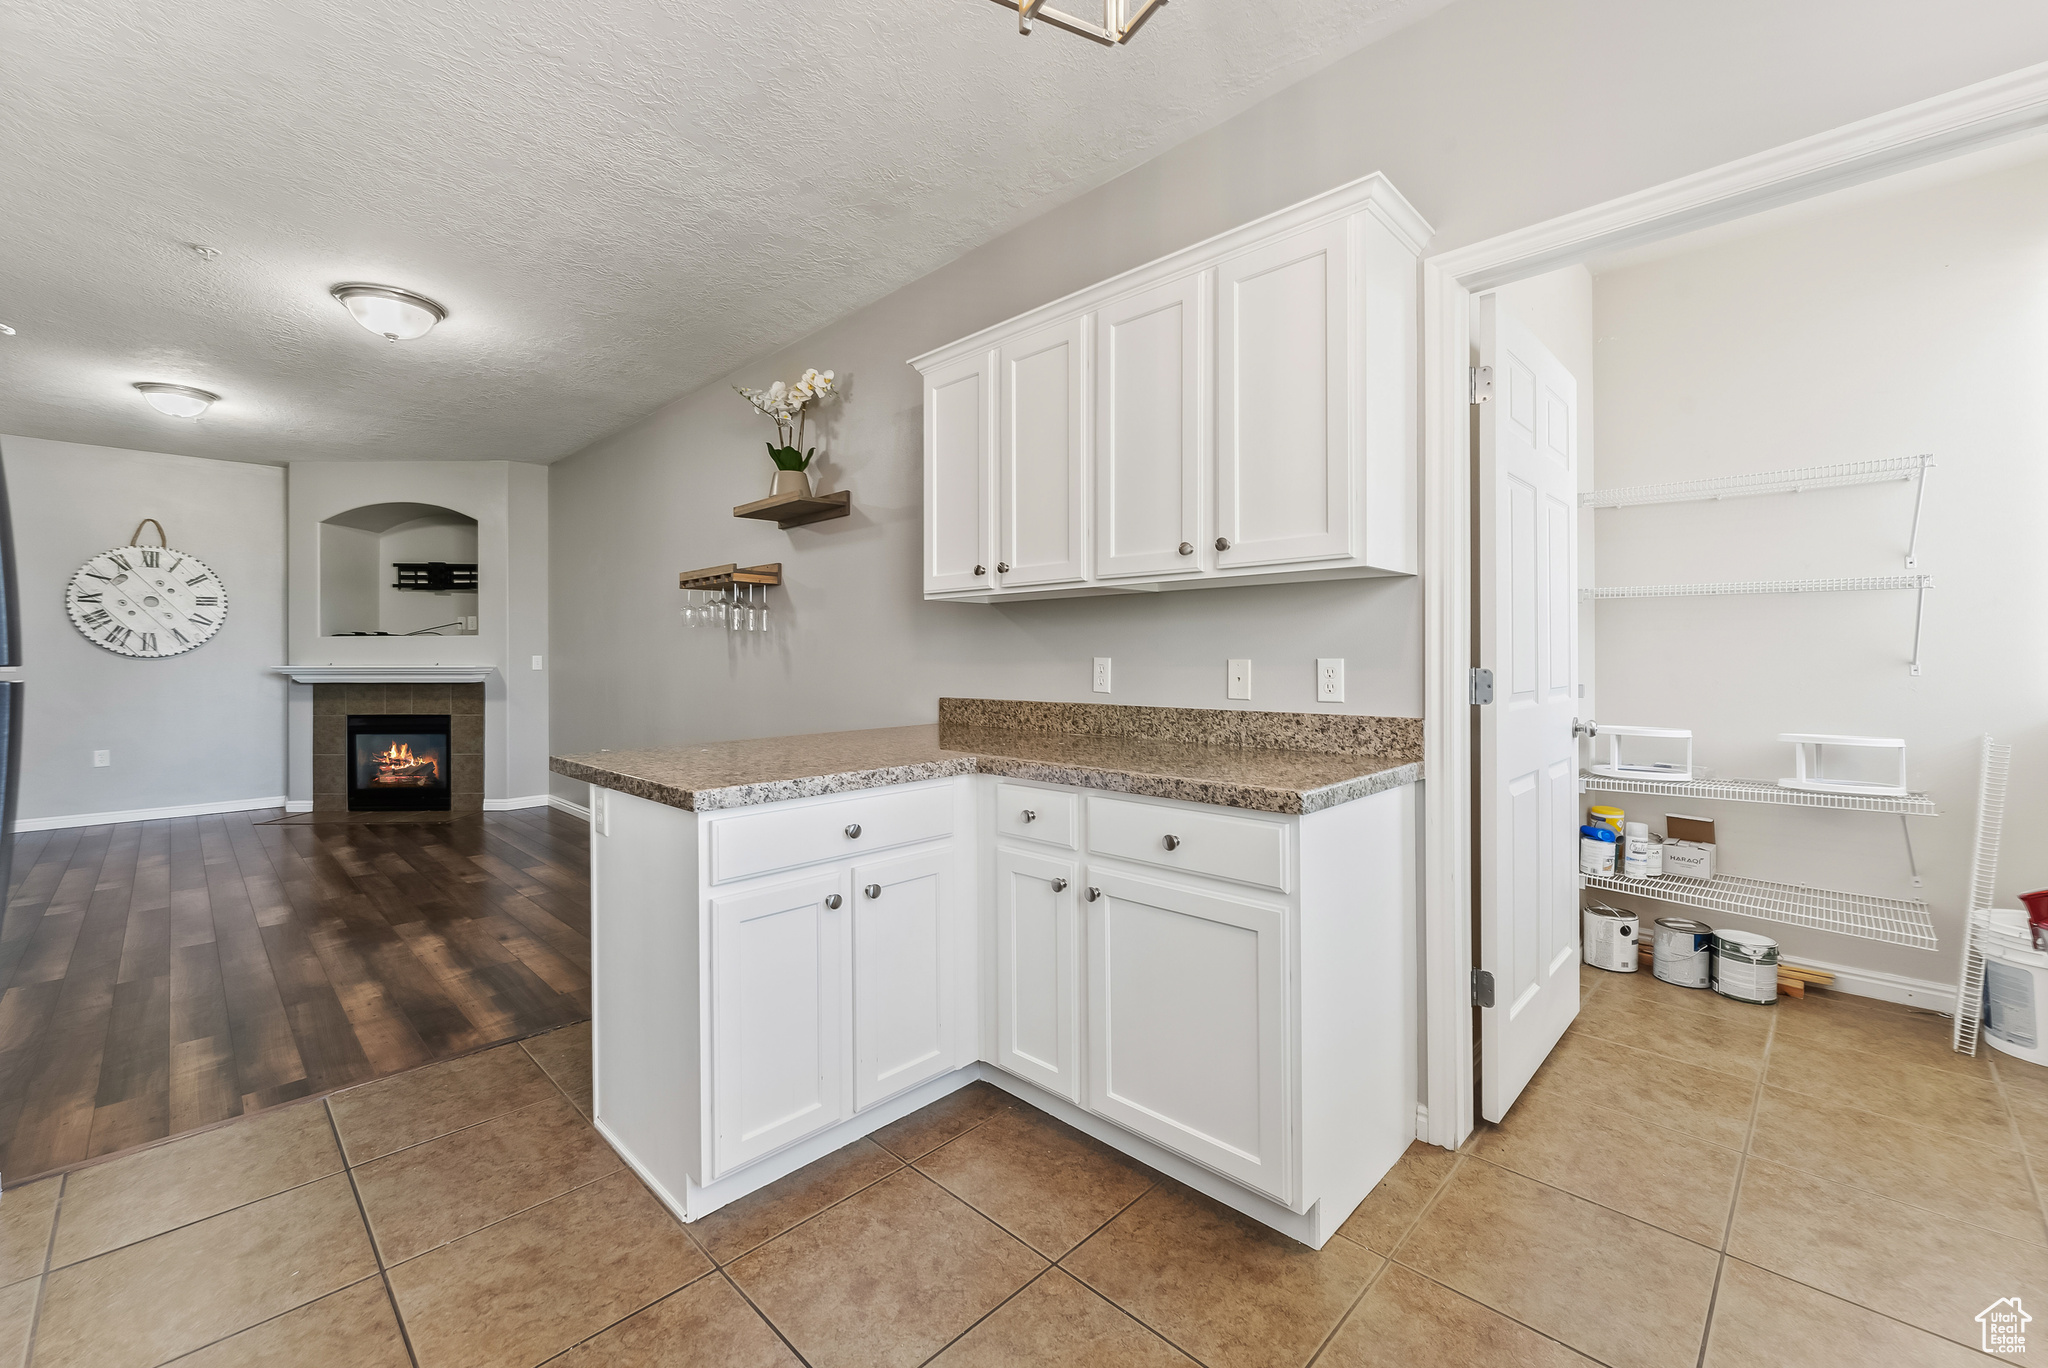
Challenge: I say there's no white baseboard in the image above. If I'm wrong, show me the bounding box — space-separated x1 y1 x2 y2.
546 794 591 820
483 795 553 812
13 795 288 832
1790 954 1956 1012
284 800 313 814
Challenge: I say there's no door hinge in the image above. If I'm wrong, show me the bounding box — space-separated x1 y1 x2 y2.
1469 365 1495 404
1471 968 1495 1008
1469 667 1494 705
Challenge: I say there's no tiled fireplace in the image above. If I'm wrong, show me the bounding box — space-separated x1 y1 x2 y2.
313 682 484 812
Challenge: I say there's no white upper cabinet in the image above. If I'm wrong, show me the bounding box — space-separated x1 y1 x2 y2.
923 350 995 596
913 173 1429 602
1095 273 1206 581
998 316 1090 589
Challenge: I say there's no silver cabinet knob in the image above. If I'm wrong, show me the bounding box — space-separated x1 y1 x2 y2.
1178 542 1194 556
1051 877 1068 893
1162 834 1181 851
1086 886 1101 901
824 893 842 910
845 823 861 839
1214 537 1231 551
996 561 1011 574
1020 809 1036 823
974 564 986 576
864 883 882 899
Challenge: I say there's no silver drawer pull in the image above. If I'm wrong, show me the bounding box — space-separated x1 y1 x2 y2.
1214 537 1231 551
1051 877 1068 893
1178 542 1194 555
845 823 862 839
864 883 882 899
996 561 1011 573
974 564 986 576
1162 834 1181 851
1020 809 1036 823
824 894 842 910
1086 886 1101 901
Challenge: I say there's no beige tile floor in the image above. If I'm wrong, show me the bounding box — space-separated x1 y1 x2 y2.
0 971 2041 1367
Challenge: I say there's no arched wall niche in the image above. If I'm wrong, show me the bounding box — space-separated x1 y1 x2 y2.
318 501 480 636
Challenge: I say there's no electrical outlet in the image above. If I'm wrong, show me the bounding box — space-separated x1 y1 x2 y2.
92 750 110 767
1227 659 1251 700
1317 658 1345 703
1092 657 1112 693
466 616 478 633
531 655 544 670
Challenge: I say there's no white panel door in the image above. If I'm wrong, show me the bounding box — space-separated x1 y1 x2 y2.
1215 220 1352 569
1095 273 1205 580
994 847 1082 1101
998 316 1089 588
710 871 848 1176
1085 870 1290 1199
924 350 995 596
850 848 955 1111
1475 294 1582 1123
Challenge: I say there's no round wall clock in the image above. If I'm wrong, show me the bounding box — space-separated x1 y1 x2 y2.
65 542 228 658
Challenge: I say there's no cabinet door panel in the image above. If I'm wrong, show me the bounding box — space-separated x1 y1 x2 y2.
1095 274 1205 580
994 847 1081 1101
925 350 995 595
710 872 847 1177
998 316 1089 588
1086 870 1290 1199
851 849 955 1111
1215 220 1353 568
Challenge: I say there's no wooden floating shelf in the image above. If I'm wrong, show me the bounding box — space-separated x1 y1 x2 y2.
733 489 852 530
678 562 782 590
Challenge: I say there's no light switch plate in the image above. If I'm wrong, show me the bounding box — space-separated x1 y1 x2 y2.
1227 659 1251 700
531 655 545 670
1317 658 1345 703
1092 657 1112 694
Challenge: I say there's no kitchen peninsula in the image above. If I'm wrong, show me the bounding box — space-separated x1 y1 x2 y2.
552 699 1421 1248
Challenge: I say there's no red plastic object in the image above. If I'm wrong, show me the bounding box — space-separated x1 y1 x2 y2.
2022 889 2048 946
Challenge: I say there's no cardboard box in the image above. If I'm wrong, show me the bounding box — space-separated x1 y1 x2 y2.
1662 840 1716 881
1665 814 1717 844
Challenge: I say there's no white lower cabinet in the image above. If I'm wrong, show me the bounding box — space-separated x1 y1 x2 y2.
1084 869 1291 1199
709 871 848 1178
993 846 1082 1102
851 849 956 1111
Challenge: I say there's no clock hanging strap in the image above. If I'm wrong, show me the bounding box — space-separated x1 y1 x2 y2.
129 518 168 548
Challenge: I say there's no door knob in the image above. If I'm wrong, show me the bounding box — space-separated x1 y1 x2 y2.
1020 809 1036 823
996 561 1011 573
824 893 842 909
1572 718 1599 739
864 883 881 899
1214 537 1231 552
1086 886 1101 901
974 564 986 576
1178 542 1194 556
845 823 861 838
1162 834 1181 851
1051 877 1068 893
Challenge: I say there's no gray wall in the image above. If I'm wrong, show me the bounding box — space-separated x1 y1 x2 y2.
548 0 2048 799
2 434 287 820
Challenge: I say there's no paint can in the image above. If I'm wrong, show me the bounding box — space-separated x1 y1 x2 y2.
1651 917 1714 989
1711 930 1779 1005
1582 904 1639 973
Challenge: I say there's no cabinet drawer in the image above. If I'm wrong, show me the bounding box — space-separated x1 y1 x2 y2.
710 785 954 885
1084 795 1289 892
994 783 1077 849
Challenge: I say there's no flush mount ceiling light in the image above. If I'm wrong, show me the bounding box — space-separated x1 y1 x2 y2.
331 283 446 342
133 383 219 418
1007 0 1163 42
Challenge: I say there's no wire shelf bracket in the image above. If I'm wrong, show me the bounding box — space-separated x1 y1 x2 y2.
1580 871 1937 950
1952 734 2013 1056
1583 454 1934 566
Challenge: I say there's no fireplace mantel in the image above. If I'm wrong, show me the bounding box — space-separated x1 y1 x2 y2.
272 665 496 684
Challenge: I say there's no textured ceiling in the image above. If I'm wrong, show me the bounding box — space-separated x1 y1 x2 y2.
0 0 1441 465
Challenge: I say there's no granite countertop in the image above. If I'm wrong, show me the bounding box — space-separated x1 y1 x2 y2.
551 702 1423 816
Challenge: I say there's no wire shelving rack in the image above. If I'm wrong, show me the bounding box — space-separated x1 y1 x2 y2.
1952 735 2013 1056
1580 871 1937 950
1579 771 1938 816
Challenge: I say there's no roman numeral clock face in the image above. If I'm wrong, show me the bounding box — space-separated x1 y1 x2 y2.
65 546 227 658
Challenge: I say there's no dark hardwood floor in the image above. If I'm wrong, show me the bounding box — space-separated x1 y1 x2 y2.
0 806 590 1184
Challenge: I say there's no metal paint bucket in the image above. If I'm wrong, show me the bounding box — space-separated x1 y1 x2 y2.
1652 917 1714 989
1712 930 1779 1005
1582 904 1639 973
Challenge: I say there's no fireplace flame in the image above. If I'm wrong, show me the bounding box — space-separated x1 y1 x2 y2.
372 741 440 784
